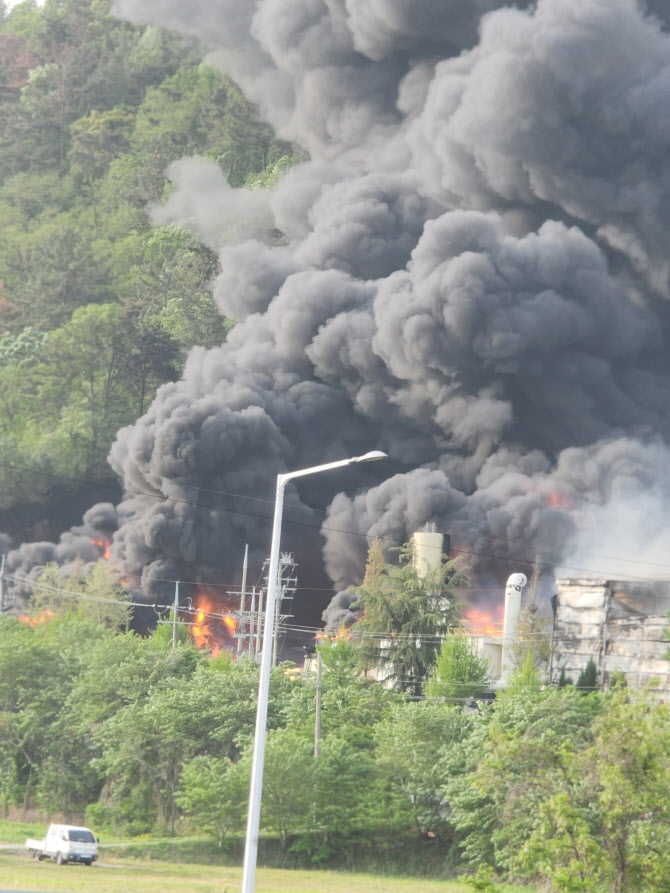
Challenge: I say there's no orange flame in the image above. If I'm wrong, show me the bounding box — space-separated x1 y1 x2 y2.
91 538 111 560
223 614 236 634
19 610 54 627
190 603 212 650
463 606 503 636
189 593 235 656
542 489 572 509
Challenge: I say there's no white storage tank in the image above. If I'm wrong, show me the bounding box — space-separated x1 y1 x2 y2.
500 572 528 680
412 528 444 579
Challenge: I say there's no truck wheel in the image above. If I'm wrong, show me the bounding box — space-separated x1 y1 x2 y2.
84 860 92 866
32 850 41 860
56 852 66 865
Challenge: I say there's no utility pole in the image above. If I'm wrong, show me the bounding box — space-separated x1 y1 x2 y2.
0 555 12 614
255 587 264 659
270 553 297 666
314 648 323 758
156 582 192 644
249 586 256 659
272 560 284 667
171 581 179 650
237 544 249 655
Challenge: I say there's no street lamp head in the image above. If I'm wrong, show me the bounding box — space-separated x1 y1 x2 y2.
351 450 388 464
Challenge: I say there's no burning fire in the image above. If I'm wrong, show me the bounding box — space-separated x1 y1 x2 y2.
91 538 112 560
189 593 237 656
223 614 236 635
542 489 573 509
19 610 54 627
463 606 503 636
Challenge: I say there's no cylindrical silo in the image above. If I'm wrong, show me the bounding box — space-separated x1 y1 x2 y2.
500 572 528 681
412 529 444 580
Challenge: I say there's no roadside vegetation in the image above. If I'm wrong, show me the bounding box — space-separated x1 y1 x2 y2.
2 558 670 893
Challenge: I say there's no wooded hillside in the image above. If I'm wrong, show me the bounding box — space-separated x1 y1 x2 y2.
0 0 297 535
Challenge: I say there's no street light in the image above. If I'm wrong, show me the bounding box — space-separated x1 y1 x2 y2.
241 450 388 893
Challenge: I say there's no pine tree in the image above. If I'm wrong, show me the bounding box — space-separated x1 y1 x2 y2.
351 540 467 695
576 658 598 693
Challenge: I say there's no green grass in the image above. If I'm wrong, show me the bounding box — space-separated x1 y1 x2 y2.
0 852 532 893
0 821 534 891
0 818 45 843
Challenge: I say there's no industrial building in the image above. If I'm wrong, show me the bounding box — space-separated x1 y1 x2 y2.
549 578 670 699
312 524 670 699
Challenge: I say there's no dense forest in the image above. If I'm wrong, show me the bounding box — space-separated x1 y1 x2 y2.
0 0 299 539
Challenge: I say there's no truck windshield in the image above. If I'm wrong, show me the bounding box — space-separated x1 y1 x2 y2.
67 830 95 843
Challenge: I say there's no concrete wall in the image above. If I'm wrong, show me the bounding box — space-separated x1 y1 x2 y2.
551 579 670 698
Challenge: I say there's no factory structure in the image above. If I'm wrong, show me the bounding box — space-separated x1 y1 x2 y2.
549 578 670 699
319 528 670 699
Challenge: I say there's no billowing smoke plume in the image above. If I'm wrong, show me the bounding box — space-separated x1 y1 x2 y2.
7 504 118 600
8 0 670 632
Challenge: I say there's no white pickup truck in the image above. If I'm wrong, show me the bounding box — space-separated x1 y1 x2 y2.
25 824 98 865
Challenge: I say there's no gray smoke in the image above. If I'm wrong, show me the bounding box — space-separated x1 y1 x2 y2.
6 504 118 602
9 0 670 630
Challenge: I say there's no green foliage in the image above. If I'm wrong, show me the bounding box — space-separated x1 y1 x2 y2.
0 0 295 516
374 701 465 840
304 734 375 862
0 302 178 506
153 608 190 649
69 106 135 182
500 646 543 700
576 658 598 693
351 542 467 694
426 630 490 701
176 755 246 845
3 610 670 887
464 864 500 892
316 636 360 684
558 667 572 688
0 326 46 367
245 151 307 189
32 559 132 630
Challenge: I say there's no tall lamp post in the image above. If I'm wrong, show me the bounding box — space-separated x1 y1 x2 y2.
241 450 387 893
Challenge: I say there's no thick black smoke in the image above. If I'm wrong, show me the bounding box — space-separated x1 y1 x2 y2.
6 504 118 601
8 0 670 633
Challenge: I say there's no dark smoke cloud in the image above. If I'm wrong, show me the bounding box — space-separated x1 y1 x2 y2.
11 0 670 631
7 504 118 605
406 0 670 295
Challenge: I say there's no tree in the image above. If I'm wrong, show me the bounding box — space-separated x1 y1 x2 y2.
176 755 246 845
446 686 602 876
119 225 231 355
351 541 466 694
509 558 552 675
68 107 135 183
426 630 490 702
300 734 375 863
558 667 572 688
32 560 132 630
576 658 598 693
316 635 359 684
517 692 670 893
374 701 466 841
257 727 315 850
0 612 108 814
